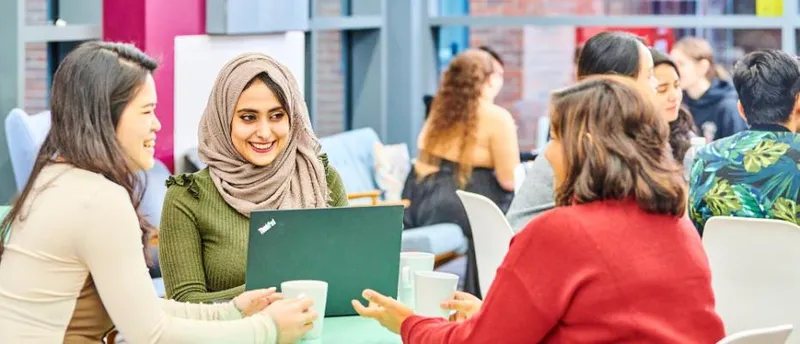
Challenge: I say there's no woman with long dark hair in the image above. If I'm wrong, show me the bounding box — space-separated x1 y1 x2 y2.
649 47 701 178
0 42 314 343
577 31 657 90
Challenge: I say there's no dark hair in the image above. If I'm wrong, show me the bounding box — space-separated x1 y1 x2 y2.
478 46 504 67
574 44 583 65
650 47 678 76
0 41 158 262
733 49 800 125
243 72 290 116
669 108 698 162
673 36 730 81
578 31 647 79
550 75 686 216
649 47 699 162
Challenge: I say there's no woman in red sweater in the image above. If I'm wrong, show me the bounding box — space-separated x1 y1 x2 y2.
352 75 725 343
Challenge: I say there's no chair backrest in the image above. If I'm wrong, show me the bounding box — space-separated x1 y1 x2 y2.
717 324 793 344
319 128 382 200
703 217 800 343
373 143 411 201
456 190 515 296
5 109 52 191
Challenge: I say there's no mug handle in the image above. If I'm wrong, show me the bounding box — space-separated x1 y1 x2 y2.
402 266 412 288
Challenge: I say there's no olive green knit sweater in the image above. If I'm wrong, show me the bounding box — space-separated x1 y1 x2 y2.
159 156 348 303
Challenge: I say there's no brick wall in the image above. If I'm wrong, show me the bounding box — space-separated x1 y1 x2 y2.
468 0 603 151
314 0 346 137
25 0 49 114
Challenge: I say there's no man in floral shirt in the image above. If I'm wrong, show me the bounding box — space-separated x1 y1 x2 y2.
689 49 800 235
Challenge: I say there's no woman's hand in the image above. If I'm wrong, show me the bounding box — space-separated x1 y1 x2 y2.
441 291 482 322
233 287 282 317
264 297 317 344
351 289 413 334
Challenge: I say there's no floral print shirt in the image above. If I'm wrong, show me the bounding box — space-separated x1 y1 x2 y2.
689 124 800 235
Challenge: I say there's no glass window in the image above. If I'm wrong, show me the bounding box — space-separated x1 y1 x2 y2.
314 30 347 137
435 26 782 153
434 0 764 16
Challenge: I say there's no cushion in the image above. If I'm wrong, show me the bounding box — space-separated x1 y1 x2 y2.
400 223 466 255
319 128 381 197
372 142 411 201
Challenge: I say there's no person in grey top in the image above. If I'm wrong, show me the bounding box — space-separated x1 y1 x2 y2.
508 31 659 231
506 149 556 231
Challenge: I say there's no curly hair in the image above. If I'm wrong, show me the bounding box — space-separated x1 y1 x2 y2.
550 75 687 216
422 49 494 188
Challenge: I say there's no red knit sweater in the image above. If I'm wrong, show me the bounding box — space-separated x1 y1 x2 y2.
401 199 725 344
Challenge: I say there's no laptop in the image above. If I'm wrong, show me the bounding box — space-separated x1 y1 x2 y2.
245 205 404 317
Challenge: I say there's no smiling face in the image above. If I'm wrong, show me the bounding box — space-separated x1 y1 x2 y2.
230 77 291 167
116 73 161 171
653 64 682 122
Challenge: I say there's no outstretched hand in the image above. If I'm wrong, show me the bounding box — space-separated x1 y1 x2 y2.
351 289 414 334
441 291 482 322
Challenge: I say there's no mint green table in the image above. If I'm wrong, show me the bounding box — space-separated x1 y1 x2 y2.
302 316 402 343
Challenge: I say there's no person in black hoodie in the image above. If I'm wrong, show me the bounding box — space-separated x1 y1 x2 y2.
670 37 748 142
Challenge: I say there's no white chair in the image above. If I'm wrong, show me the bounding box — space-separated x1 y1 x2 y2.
4 109 52 191
703 217 800 343
456 190 515 297
717 324 793 344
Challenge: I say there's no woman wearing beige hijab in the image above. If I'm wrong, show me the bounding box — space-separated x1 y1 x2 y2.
159 53 349 304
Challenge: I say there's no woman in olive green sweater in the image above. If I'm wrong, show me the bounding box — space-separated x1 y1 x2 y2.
159 53 348 303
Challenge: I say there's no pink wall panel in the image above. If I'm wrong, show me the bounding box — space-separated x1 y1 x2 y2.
103 0 206 172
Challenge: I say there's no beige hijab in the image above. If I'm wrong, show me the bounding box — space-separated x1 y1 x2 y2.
198 53 329 217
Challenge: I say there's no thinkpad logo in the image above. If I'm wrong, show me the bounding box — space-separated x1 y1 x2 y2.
258 218 277 235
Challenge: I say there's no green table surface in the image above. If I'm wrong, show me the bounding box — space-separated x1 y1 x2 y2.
302 316 402 344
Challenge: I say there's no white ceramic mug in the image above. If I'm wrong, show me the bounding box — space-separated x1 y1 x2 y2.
413 271 459 318
281 280 328 340
397 252 435 308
